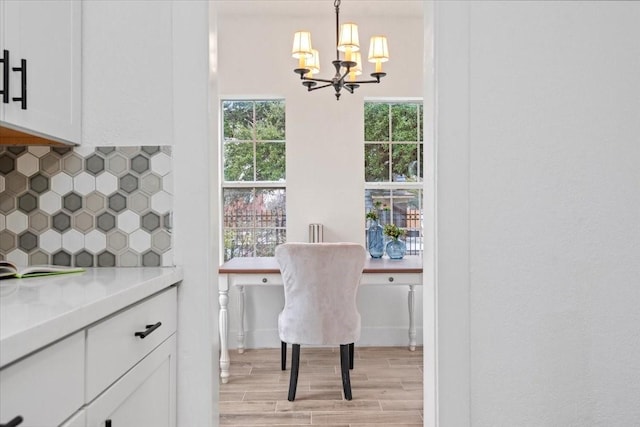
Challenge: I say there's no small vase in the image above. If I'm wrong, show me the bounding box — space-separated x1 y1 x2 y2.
367 220 384 258
386 238 406 260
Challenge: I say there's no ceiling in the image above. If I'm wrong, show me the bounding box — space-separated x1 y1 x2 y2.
215 0 423 18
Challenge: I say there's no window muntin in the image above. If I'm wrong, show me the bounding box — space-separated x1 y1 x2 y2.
364 102 423 183
365 101 423 255
222 100 286 260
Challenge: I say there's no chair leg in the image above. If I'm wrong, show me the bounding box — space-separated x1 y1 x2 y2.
288 344 300 401
349 342 354 370
281 341 287 371
340 344 353 400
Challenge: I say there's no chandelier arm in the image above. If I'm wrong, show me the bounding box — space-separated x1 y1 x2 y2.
301 76 335 84
307 82 334 91
347 79 383 84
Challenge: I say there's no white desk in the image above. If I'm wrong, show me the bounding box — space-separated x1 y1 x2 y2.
218 256 423 384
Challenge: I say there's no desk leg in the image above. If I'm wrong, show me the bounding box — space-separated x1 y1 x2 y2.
237 285 245 354
408 285 416 351
219 288 230 384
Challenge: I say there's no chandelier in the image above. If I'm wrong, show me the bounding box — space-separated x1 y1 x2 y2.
291 0 389 100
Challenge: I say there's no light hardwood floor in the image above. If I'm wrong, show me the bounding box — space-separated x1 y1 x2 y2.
219 346 423 426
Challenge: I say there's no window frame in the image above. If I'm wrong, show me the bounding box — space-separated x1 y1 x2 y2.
221 98 286 260
364 99 424 255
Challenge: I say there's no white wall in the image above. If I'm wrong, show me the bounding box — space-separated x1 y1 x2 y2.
435 2 640 425
82 2 218 425
217 3 425 348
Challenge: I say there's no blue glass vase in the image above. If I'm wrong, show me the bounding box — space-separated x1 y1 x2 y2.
367 220 384 258
386 238 406 259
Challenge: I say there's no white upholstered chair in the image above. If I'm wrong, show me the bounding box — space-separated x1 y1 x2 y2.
275 242 366 401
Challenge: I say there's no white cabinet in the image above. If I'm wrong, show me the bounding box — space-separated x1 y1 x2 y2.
0 0 81 145
82 1 173 146
0 286 177 427
0 332 85 427
86 335 176 427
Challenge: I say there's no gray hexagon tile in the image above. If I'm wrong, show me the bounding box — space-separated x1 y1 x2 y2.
29 210 49 233
40 153 62 176
85 192 106 213
129 193 149 213
85 154 105 176
18 231 38 253
74 250 94 268
97 147 116 155
30 250 49 265
131 154 150 175
97 212 116 232
0 193 16 215
62 153 83 176
52 250 72 266
97 250 116 267
18 192 38 213
108 192 127 213
6 171 27 194
0 231 16 253
16 152 39 176
63 192 83 213
119 173 138 194
142 146 160 156
0 154 15 174
0 146 172 267
107 153 128 177
30 174 49 193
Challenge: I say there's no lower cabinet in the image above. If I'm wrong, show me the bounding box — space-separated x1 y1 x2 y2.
0 286 177 427
85 335 176 427
0 333 84 427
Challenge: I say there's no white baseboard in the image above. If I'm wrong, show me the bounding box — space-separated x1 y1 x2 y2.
228 327 424 350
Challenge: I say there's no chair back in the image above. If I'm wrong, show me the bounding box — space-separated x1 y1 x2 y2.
276 242 366 346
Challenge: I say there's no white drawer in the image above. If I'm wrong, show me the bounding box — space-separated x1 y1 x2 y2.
0 332 84 427
85 286 177 402
228 273 283 286
360 272 422 286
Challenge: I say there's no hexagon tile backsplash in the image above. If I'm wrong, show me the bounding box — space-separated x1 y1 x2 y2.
0 146 173 267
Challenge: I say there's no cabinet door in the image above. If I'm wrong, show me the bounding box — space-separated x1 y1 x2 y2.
0 332 84 427
82 1 173 146
1 0 81 144
86 335 176 427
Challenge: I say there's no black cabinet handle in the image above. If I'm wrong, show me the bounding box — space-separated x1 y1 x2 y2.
134 321 162 339
105 420 112 427
262 277 267 283
0 415 24 427
388 276 394 282
0 49 8 103
11 58 27 110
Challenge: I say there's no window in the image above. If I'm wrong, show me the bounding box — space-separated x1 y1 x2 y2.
222 100 286 260
364 101 423 255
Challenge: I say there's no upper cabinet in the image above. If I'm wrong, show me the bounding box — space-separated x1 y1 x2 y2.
0 0 81 145
82 1 173 146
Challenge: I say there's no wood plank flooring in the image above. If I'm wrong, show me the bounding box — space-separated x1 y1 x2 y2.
220 346 423 426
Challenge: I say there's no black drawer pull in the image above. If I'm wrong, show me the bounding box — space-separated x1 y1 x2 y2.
105 420 112 427
1 415 24 427
0 50 8 103
262 277 268 283
134 322 162 339
388 277 394 282
12 58 27 110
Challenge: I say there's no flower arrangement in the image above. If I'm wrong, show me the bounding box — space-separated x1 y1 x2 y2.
383 223 406 240
365 209 379 221
365 201 384 221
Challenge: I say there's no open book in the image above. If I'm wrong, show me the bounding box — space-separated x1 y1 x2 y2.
0 261 85 279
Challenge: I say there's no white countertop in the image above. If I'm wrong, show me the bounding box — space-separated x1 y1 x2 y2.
0 267 183 368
